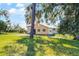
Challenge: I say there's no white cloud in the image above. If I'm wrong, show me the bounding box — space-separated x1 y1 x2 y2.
16 3 25 8
8 8 25 16
9 8 16 14
16 3 31 8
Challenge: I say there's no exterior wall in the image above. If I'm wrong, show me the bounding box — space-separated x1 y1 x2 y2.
27 26 31 33
48 28 57 34
27 23 57 35
34 23 49 35
48 28 53 34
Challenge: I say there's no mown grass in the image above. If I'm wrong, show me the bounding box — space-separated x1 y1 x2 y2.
0 33 27 56
0 33 79 56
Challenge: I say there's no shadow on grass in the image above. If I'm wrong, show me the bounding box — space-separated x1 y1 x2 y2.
17 36 50 56
17 36 36 56
48 38 79 56
3 36 79 56
17 36 79 56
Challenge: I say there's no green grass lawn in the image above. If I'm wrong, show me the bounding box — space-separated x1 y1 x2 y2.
0 33 27 56
0 33 79 56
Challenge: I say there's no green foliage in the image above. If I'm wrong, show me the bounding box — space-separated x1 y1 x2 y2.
0 9 9 20
58 4 79 36
13 24 26 33
0 20 7 33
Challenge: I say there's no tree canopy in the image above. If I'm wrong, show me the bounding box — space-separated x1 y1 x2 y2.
58 4 79 36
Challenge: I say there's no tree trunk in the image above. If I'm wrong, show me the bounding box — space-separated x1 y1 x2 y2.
26 3 36 56
30 3 36 38
73 34 76 40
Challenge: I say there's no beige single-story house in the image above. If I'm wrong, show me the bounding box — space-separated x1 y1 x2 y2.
26 22 58 35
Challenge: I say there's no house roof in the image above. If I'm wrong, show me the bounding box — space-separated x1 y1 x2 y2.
40 23 58 28
27 22 58 29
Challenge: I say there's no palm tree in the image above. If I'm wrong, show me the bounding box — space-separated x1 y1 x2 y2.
24 3 36 56
25 3 36 38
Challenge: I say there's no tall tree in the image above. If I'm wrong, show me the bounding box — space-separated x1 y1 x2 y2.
25 3 63 37
0 9 10 32
0 20 7 33
25 4 36 56
0 9 9 20
58 4 79 39
25 3 36 38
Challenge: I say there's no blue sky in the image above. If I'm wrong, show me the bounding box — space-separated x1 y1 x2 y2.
0 3 31 29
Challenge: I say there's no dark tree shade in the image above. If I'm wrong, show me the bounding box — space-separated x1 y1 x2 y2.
58 4 79 39
0 20 7 33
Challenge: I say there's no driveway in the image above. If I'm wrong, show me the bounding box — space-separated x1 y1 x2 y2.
16 34 30 36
